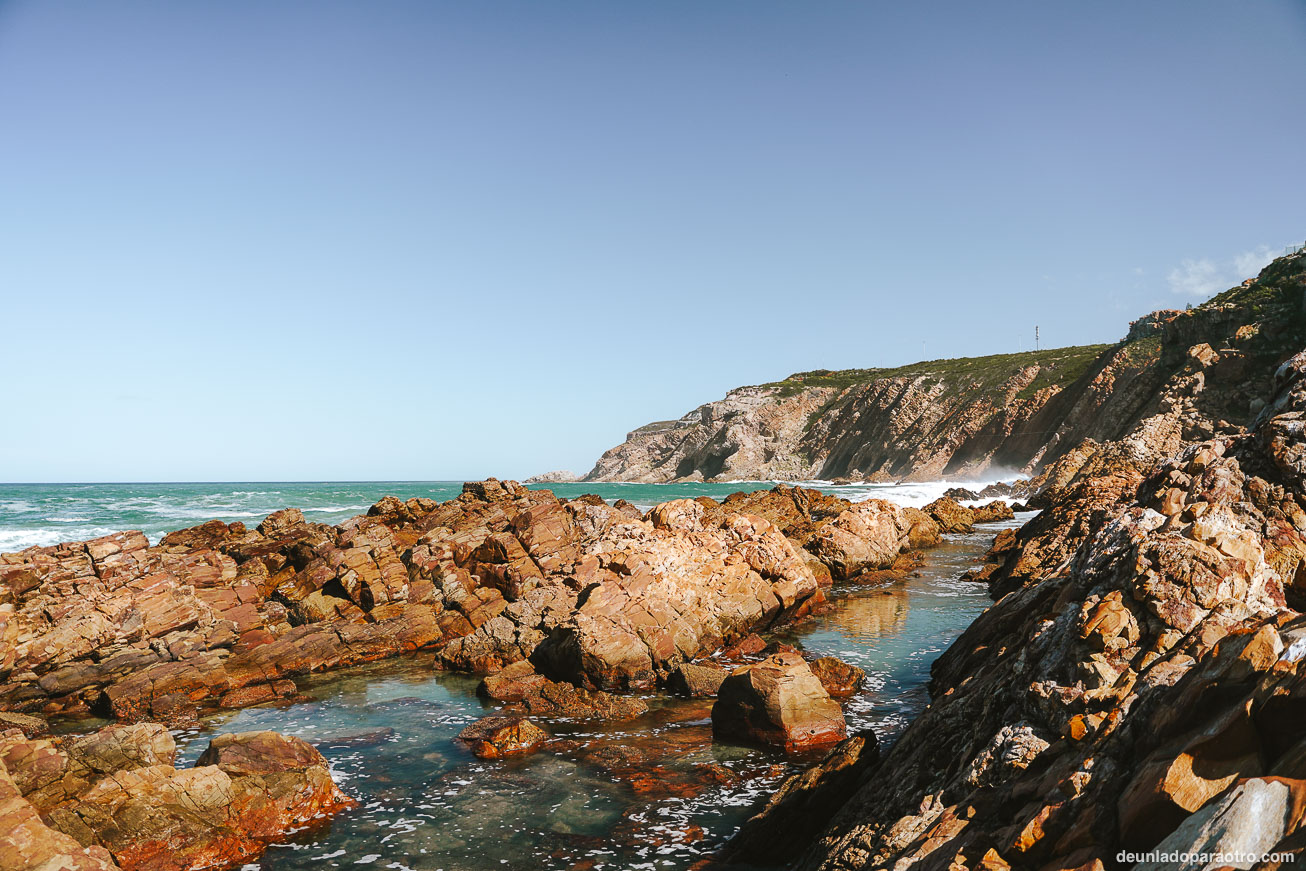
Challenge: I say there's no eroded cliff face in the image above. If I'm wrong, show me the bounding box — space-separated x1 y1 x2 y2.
718 253 1306 870
586 254 1306 483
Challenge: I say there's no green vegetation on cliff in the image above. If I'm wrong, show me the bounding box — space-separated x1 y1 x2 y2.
767 344 1111 400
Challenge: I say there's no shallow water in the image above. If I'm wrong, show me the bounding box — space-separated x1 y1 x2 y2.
135 520 1021 871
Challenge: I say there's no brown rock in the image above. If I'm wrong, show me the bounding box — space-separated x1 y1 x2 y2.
925 497 976 533
808 500 940 580
712 652 847 753
667 662 729 698
809 656 866 698
457 716 548 759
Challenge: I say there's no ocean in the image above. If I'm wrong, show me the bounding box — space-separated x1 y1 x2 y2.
0 478 1002 554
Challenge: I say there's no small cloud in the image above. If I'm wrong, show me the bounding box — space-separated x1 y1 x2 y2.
1166 244 1278 300
1167 258 1223 299
1234 245 1276 277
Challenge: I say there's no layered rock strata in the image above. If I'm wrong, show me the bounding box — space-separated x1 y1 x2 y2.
727 344 1306 868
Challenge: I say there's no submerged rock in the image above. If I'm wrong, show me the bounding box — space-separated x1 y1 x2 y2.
457 716 549 759
712 651 846 753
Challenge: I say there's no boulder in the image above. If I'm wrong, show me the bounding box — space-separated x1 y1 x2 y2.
972 500 1015 523
712 652 846 753
0 724 352 871
808 500 940 580
924 497 976 533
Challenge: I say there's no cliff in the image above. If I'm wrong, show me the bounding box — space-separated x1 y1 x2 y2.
585 254 1306 483
719 248 1306 869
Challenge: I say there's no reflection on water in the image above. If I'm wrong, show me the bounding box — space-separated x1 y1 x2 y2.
153 519 1024 871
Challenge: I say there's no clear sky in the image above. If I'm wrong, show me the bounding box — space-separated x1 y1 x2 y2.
2 1 1303 483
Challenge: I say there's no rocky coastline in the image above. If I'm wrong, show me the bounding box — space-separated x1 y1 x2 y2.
4 249 1304 869
719 253 1306 868
0 469 1005 868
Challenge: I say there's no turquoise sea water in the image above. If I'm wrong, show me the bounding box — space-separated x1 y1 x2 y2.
0 479 992 554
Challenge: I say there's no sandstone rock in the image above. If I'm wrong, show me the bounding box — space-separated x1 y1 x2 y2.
0 724 352 871
477 661 647 720
712 652 846 753
809 656 865 698
755 255 1306 871
808 500 940 580
1135 778 1305 871
720 730 880 867
667 662 728 698
0 761 119 871
0 711 48 737
925 497 976 533
972 500 1016 523
457 716 548 759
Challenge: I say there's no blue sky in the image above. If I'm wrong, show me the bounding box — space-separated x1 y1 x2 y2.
1 1 1303 482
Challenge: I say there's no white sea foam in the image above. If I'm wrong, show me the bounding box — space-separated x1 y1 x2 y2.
0 526 119 553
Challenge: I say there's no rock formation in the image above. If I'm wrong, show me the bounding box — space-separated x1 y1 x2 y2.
0 724 351 871
586 254 1305 483
724 271 1306 868
712 651 847 753
0 478 938 725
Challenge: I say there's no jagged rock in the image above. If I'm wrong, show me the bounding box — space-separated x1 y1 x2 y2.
0 725 351 871
457 716 548 759
1134 778 1306 871
924 497 976 533
0 760 119 871
667 662 728 698
742 254 1306 871
532 510 820 689
712 652 846 753
721 730 880 867
0 712 48 737
477 661 647 720
972 500 1015 523
808 500 940 580
809 656 865 698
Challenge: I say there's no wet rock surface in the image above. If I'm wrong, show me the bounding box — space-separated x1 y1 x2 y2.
0 724 351 871
458 716 549 759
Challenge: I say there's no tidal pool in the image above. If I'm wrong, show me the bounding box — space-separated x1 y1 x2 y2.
156 519 1021 871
